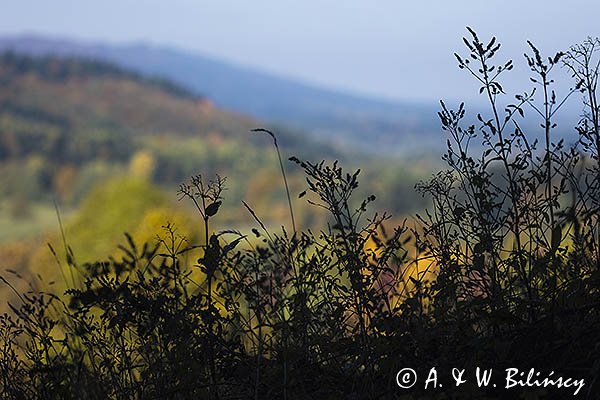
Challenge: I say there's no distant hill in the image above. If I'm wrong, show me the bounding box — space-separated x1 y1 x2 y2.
0 51 427 226
0 35 442 153
0 52 251 162
0 52 350 210
0 51 341 158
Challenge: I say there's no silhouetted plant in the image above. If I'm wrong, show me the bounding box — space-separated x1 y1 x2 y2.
413 28 600 397
1 29 599 400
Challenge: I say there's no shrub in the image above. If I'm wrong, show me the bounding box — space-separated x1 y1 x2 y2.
1 30 599 399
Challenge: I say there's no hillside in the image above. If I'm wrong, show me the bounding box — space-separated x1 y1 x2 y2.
0 52 428 238
0 52 428 306
0 51 252 158
0 52 348 163
0 35 442 153
0 51 362 211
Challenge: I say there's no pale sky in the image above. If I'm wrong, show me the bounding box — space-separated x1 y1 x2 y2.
1 1 598 104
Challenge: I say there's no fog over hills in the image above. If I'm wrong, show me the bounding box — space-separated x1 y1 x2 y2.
0 35 442 154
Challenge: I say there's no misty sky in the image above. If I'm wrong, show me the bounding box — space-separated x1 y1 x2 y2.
1 1 599 104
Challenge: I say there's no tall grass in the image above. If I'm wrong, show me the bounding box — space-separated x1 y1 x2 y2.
0 30 599 399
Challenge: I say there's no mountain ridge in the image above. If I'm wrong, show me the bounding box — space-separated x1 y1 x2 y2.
0 34 441 152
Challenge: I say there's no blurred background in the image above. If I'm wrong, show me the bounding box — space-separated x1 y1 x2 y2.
0 1 597 289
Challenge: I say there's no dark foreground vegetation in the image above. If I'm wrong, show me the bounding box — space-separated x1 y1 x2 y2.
1 30 600 399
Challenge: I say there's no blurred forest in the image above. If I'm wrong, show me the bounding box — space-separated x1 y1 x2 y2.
0 52 428 287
